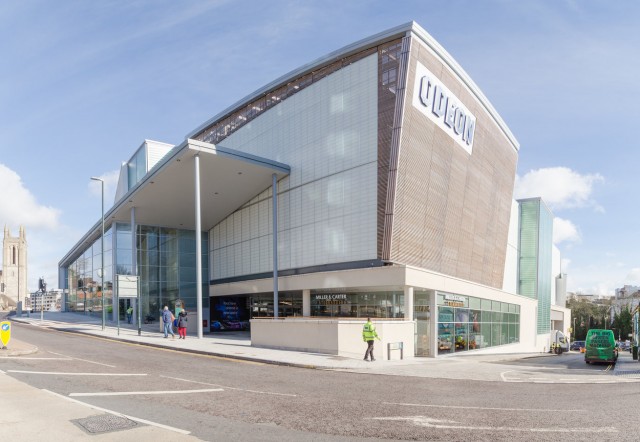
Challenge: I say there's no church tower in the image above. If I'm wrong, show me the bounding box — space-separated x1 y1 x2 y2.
1 225 28 307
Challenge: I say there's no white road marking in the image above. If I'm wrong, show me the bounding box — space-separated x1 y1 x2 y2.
370 416 617 433
48 351 116 368
383 402 585 412
500 370 517 382
160 375 298 397
0 357 72 360
70 388 223 397
43 389 190 435
0 369 5 374
7 370 146 376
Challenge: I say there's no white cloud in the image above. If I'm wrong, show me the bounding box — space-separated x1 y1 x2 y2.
561 258 571 273
514 167 604 211
553 217 580 244
0 163 60 230
625 268 640 284
0 163 82 291
88 169 120 210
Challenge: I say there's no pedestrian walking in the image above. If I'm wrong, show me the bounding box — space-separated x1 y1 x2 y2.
162 306 175 339
126 306 133 324
177 309 188 339
362 317 380 361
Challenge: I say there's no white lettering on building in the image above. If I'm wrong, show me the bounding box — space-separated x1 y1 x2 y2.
412 62 476 155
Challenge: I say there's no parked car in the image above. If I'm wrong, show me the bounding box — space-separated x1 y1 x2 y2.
570 340 585 351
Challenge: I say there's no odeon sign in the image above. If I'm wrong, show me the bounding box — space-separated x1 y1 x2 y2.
411 62 476 155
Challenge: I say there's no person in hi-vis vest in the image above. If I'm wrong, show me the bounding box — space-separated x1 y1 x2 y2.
362 317 380 361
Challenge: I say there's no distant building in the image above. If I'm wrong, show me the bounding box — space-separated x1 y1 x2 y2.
27 289 62 312
612 285 640 317
0 226 28 309
615 285 640 300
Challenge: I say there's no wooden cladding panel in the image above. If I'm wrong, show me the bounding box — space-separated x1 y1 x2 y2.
387 37 518 288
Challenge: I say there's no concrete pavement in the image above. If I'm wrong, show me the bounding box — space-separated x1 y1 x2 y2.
6 311 536 377
5 311 640 383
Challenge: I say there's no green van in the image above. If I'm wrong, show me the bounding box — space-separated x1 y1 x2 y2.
585 329 618 364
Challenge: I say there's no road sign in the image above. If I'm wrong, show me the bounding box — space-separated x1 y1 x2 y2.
116 275 139 298
0 321 11 348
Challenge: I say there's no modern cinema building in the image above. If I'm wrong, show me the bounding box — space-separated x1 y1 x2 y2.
59 22 569 358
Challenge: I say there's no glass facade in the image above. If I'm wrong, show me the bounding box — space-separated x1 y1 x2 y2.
66 226 113 316
518 199 553 334
65 223 208 321
249 291 302 318
437 292 520 355
193 47 378 146
137 225 209 318
127 147 147 190
310 290 404 318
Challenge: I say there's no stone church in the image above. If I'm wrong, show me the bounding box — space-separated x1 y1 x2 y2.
0 226 28 309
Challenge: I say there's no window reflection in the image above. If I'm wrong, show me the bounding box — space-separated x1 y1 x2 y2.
437 292 520 354
65 224 208 322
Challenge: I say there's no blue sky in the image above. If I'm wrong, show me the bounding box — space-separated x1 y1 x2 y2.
1 0 638 295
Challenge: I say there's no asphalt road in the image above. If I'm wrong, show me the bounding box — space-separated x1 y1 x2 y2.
496 351 615 372
3 320 640 441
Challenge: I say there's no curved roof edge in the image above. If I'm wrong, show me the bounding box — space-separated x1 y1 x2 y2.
409 22 519 151
186 21 519 152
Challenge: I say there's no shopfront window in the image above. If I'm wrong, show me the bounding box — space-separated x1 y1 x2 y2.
248 291 302 319
310 290 404 318
437 292 520 354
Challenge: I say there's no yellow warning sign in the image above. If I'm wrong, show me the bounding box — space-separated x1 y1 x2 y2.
0 321 11 347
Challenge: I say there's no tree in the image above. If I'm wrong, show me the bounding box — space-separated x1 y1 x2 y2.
613 306 633 342
567 298 612 340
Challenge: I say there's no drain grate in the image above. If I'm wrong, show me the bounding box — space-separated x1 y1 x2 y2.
72 414 140 434
614 370 640 377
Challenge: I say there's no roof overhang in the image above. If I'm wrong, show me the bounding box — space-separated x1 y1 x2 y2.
60 139 289 266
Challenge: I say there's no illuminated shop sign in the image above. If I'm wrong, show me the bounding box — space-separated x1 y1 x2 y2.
314 294 348 305
411 61 476 155
443 294 465 307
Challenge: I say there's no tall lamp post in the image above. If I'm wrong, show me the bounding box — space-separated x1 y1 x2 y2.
90 177 105 331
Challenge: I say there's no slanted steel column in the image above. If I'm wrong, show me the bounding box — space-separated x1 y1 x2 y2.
272 173 279 319
195 154 203 338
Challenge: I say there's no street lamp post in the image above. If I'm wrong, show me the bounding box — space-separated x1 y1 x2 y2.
90 177 105 331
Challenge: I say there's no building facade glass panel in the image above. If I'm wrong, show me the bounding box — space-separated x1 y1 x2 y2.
65 223 207 322
309 290 404 318
518 199 553 334
211 54 379 281
437 292 520 354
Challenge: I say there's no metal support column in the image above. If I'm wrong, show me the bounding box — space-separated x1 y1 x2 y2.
272 173 279 319
195 154 203 338
131 207 140 334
